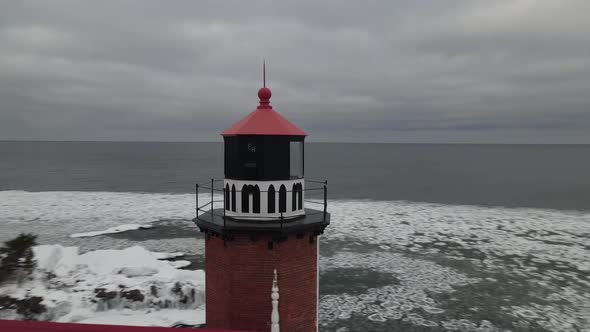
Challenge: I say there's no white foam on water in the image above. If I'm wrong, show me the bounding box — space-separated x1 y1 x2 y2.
70 224 154 238
0 190 210 254
319 250 479 329
0 190 202 241
319 200 590 330
326 200 589 269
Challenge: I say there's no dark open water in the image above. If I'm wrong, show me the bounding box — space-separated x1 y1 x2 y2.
1 141 589 331
2 141 590 210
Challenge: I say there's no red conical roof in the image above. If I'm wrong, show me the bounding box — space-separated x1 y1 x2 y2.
221 87 306 136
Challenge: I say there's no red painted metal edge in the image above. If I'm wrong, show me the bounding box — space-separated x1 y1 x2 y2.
0 320 246 332
221 87 306 137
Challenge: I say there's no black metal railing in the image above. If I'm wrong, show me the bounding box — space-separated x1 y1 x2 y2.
195 179 328 226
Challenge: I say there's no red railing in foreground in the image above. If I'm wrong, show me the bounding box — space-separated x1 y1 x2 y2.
0 320 248 332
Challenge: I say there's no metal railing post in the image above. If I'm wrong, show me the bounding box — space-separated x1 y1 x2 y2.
323 181 328 221
223 186 226 213
195 184 199 218
223 186 226 227
210 178 214 210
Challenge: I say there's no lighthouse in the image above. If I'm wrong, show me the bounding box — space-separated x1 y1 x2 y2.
194 67 330 331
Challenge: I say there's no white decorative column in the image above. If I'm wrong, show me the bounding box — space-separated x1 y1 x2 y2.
271 269 280 332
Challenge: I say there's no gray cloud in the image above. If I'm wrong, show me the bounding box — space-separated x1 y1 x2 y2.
0 0 589 143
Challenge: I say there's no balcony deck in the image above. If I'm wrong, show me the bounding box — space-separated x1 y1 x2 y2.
194 208 330 237
193 179 330 237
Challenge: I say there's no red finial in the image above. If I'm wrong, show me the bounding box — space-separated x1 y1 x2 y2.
258 60 272 108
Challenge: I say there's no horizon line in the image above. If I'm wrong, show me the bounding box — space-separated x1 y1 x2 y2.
1 139 589 146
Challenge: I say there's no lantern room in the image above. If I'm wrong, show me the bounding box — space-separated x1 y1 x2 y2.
222 85 305 181
220 84 308 219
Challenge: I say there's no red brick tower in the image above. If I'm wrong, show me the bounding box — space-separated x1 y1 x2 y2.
194 66 330 332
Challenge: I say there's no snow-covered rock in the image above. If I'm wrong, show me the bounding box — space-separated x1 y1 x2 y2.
118 267 159 277
74 308 205 327
0 245 205 327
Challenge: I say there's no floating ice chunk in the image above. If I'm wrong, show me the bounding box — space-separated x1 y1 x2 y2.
383 310 403 320
169 260 191 269
381 300 400 309
400 303 414 311
337 312 351 320
514 308 541 319
117 267 159 277
367 313 386 322
422 306 445 314
420 319 439 327
70 224 153 238
153 252 185 260
413 237 432 244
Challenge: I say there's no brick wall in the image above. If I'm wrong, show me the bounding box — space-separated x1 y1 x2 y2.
205 232 318 332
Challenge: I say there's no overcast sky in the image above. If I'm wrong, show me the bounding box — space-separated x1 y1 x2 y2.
1 1 589 143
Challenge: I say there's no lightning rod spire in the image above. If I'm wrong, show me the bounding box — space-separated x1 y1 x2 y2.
263 59 266 88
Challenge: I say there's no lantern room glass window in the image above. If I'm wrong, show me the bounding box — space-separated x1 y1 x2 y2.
289 141 303 178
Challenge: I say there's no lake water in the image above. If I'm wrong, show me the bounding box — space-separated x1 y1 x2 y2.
1 141 589 331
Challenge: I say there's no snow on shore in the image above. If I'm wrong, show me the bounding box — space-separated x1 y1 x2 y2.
74 309 205 327
70 224 154 238
0 245 205 327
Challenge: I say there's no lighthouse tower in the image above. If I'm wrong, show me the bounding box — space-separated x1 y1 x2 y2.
194 67 330 331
